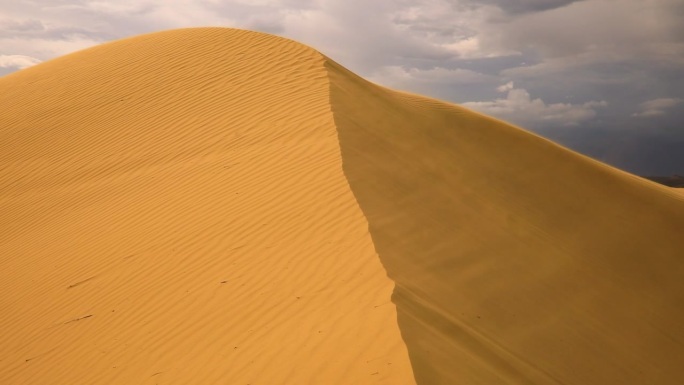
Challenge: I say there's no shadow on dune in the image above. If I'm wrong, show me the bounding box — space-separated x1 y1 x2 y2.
325 60 558 385
326 58 684 385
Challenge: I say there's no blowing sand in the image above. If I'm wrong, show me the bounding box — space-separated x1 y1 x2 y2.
1 28 683 385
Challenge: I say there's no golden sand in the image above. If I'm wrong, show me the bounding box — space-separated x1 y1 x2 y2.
1 28 683 384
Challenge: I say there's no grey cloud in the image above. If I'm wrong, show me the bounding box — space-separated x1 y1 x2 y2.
479 0 684 61
0 18 111 41
633 98 683 118
281 1 462 73
474 0 584 14
0 19 46 32
463 82 608 127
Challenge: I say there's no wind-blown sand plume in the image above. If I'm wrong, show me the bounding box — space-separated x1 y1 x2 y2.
0 28 413 384
1 27 684 385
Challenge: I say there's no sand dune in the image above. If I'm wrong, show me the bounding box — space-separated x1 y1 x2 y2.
1 28 683 384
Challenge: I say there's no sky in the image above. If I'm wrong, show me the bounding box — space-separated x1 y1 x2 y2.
1 0 683 175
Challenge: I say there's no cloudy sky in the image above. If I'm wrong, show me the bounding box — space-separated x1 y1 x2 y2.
1 0 683 174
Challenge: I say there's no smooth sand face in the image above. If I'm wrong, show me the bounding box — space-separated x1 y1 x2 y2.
2 27 684 385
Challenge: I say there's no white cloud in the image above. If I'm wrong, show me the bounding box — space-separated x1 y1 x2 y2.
496 81 514 92
463 83 607 127
441 36 520 59
632 98 683 118
0 55 42 69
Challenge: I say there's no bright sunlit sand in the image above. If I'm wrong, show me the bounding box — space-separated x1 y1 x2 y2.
1 28 683 385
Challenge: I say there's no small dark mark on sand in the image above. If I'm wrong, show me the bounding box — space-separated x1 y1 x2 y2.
67 276 96 289
64 314 93 324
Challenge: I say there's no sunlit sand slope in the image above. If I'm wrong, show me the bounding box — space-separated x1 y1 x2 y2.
0 28 414 384
327 59 684 384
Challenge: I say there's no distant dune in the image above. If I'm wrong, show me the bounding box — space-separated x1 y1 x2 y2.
1 28 683 385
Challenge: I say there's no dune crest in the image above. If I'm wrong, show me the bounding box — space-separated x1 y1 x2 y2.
2 28 684 384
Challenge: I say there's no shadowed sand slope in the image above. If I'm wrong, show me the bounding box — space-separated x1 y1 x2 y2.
326 60 684 384
1 27 684 385
0 28 414 384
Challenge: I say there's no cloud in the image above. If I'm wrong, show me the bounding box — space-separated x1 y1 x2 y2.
474 0 584 14
463 82 607 127
632 98 683 118
496 81 514 92
482 0 684 65
0 55 42 69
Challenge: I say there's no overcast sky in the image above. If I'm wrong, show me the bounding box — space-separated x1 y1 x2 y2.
1 0 683 174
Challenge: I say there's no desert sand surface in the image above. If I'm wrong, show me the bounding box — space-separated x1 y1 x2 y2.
1 28 683 385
